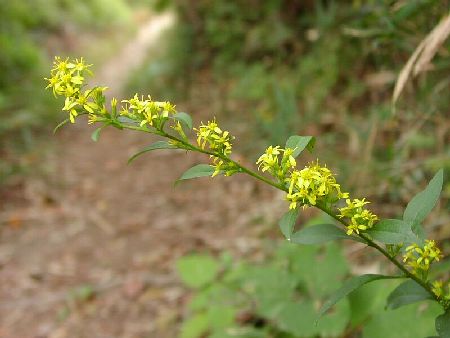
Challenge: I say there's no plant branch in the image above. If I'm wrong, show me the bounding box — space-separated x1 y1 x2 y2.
115 119 447 309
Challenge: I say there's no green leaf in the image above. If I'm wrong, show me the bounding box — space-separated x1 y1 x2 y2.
176 254 219 289
91 127 102 142
178 164 215 181
180 313 209 338
349 279 401 326
403 169 444 224
386 280 433 309
127 141 176 164
174 112 193 130
278 208 299 240
291 223 364 244
363 302 442 338
365 219 417 244
317 274 400 322
288 243 349 298
53 118 70 134
285 135 316 157
436 309 450 338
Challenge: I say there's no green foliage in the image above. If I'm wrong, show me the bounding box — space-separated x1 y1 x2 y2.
176 254 220 288
128 141 176 163
278 208 299 240
365 219 417 245
403 169 444 225
435 309 450 338
178 164 216 181
386 280 433 310
177 243 439 338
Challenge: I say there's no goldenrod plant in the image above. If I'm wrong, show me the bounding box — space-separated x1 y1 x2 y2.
46 57 449 336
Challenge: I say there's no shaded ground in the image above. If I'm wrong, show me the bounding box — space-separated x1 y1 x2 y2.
0 13 285 338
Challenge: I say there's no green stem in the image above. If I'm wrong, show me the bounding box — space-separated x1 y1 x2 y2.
116 120 446 309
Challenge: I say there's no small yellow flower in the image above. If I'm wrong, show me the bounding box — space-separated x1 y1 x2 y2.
195 119 233 156
432 280 444 298
403 240 443 274
285 161 347 209
338 198 378 235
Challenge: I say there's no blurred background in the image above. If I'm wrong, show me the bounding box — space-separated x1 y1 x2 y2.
0 1 449 337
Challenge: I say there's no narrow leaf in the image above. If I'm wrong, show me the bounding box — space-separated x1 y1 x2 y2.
53 118 70 134
403 169 444 224
386 280 433 310
436 309 450 338
174 112 193 130
279 208 299 240
365 219 417 244
91 127 102 142
317 274 401 323
291 224 364 244
178 164 215 181
128 141 175 164
285 136 316 158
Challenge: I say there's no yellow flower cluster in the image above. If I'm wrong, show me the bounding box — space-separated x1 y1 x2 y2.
45 57 106 123
121 94 176 130
403 240 443 274
431 280 450 300
195 120 238 177
338 198 378 235
286 162 348 209
256 146 296 180
195 120 233 156
45 56 114 125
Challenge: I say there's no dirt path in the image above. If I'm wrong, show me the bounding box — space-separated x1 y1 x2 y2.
0 13 282 338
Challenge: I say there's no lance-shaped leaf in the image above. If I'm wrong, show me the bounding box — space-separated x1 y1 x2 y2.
128 141 176 164
173 112 193 130
386 280 433 309
317 274 401 323
365 219 417 244
53 118 70 134
435 309 450 338
178 164 215 181
279 208 300 240
291 224 365 244
285 135 316 158
403 169 444 224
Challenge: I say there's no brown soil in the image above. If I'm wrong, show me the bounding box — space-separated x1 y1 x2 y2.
0 13 283 338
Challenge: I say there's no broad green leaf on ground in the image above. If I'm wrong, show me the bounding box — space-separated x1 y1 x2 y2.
403 169 444 224
176 254 219 289
363 302 442 338
273 301 319 337
315 300 350 337
386 280 433 309
365 219 417 244
207 305 236 330
279 208 299 240
349 279 402 326
180 313 209 338
128 140 176 163
317 274 400 322
291 223 363 244
435 309 450 338
285 135 316 157
208 327 267 338
241 265 297 319
173 112 193 130
178 164 215 181
290 243 349 298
